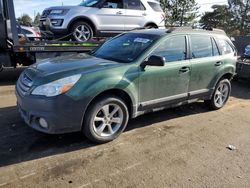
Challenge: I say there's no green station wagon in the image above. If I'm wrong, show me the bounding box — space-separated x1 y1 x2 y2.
16 28 237 143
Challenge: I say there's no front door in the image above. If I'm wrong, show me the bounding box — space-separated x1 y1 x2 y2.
139 35 191 110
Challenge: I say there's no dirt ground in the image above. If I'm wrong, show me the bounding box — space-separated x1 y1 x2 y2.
0 68 250 188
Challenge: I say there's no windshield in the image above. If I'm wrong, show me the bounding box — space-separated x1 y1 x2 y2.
92 33 160 63
79 0 100 7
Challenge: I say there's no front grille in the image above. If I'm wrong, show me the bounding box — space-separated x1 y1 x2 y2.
17 73 33 96
41 10 51 18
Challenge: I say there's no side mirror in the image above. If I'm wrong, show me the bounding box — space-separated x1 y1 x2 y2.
140 55 165 70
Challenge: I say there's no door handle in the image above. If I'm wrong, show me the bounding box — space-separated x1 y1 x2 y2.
116 11 123 15
215 61 222 66
179 67 190 73
142 13 147 16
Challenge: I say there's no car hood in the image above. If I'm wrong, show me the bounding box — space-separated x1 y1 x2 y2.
25 53 123 84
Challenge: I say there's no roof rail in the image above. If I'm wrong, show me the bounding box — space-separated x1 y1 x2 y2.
166 26 226 35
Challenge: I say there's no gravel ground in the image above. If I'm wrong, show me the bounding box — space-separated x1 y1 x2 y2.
0 68 250 188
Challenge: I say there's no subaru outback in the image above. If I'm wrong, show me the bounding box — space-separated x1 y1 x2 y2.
40 0 165 41
16 28 237 143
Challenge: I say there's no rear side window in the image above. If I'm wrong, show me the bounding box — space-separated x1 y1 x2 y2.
216 38 234 55
102 0 124 8
190 35 213 58
151 36 187 62
126 0 145 10
148 2 163 12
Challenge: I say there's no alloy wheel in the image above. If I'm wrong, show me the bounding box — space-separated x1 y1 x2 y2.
214 82 229 107
73 25 91 42
93 104 124 137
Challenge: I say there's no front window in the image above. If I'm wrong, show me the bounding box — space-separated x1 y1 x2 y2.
150 36 187 62
79 0 100 7
92 33 160 63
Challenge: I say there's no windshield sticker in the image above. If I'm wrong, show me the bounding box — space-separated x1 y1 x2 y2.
134 38 151 43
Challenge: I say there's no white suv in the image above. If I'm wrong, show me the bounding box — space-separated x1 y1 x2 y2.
40 0 165 41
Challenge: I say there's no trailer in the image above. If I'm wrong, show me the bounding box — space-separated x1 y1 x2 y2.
0 0 102 71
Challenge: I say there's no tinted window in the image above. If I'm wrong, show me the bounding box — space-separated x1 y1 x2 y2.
93 33 159 63
79 0 100 7
212 38 220 56
217 38 234 55
102 0 123 8
191 35 213 58
127 0 145 10
151 36 187 62
22 29 33 35
148 2 163 12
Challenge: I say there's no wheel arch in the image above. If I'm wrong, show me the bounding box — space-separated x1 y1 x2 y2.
81 88 135 129
219 72 234 81
68 16 97 35
144 22 158 28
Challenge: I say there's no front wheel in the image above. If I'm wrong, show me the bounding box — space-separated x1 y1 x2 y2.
71 21 93 42
205 79 231 110
83 96 129 143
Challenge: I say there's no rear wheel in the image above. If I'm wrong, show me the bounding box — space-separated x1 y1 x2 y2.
205 79 231 110
83 96 129 143
71 21 93 42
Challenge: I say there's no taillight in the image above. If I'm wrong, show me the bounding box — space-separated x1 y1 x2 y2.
161 13 166 20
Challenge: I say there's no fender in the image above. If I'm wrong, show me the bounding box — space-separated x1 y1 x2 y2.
68 16 97 33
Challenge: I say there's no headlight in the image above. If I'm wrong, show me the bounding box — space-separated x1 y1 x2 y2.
50 9 65 15
32 74 81 97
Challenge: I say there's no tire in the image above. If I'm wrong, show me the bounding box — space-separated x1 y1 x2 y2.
83 95 129 143
205 79 231 110
71 21 93 42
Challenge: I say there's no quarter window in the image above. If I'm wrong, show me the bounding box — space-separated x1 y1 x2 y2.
190 35 213 58
217 38 234 55
151 36 187 62
148 2 163 12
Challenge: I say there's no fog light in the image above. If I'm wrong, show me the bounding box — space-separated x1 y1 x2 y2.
39 118 48 129
51 19 63 26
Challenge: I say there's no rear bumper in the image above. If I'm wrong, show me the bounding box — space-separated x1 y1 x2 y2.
16 89 88 134
236 60 250 79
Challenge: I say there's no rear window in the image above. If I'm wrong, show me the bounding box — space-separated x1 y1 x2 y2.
148 2 163 12
127 0 145 10
190 35 213 58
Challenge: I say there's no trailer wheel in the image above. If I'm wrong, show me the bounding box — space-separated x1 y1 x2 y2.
71 21 93 42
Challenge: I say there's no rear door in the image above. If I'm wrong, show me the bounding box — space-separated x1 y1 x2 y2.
95 0 126 32
123 0 146 30
188 34 223 99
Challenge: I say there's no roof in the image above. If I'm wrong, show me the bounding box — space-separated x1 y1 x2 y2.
130 27 226 36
